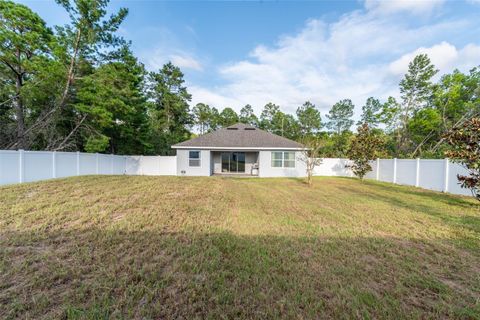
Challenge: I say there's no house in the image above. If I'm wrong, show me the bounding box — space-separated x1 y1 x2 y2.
172 123 307 177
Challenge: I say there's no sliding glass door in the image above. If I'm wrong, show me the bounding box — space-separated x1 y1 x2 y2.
221 152 245 173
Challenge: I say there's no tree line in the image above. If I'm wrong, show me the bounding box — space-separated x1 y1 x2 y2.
1 0 479 158
192 54 480 159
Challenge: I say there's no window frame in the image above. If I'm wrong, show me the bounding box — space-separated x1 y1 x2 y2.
283 151 296 168
271 151 296 168
271 151 283 168
188 150 201 167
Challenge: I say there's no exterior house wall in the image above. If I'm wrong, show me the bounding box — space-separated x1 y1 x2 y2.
175 149 211 176
258 150 306 178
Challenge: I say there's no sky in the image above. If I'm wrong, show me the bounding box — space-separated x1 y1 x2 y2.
17 0 480 119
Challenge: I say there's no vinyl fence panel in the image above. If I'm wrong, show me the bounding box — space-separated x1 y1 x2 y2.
447 162 472 196
98 154 112 174
378 159 394 183
113 156 126 175
23 151 53 183
313 158 353 177
79 153 96 175
125 156 141 175
56 152 78 178
418 159 445 192
396 159 416 186
0 150 20 185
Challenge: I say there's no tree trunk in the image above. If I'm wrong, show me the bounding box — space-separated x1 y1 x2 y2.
59 29 82 110
14 73 25 149
14 47 25 149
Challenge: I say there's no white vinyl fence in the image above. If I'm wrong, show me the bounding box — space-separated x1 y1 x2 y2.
0 150 176 186
363 158 471 196
0 150 472 197
125 155 176 176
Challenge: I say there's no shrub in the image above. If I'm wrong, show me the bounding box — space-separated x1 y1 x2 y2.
347 124 384 180
444 117 480 200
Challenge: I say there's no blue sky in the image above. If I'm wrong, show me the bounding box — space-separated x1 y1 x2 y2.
17 0 480 118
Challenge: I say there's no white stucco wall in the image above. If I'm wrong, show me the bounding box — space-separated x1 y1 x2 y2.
175 149 211 176
258 150 306 178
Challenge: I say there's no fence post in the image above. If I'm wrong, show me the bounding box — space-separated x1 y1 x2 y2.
392 158 397 184
159 156 161 176
19 149 24 183
124 156 127 175
76 151 80 176
415 158 420 187
110 154 114 175
95 153 99 175
443 158 449 193
376 158 380 180
140 155 143 175
52 151 57 179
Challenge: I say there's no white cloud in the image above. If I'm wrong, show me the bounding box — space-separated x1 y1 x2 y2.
190 10 479 118
143 47 203 72
170 54 203 71
389 41 480 77
134 26 203 72
364 0 446 15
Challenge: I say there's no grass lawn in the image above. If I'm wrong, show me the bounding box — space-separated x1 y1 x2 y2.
0 176 479 319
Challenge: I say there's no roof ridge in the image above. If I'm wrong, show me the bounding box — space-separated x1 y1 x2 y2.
172 123 304 149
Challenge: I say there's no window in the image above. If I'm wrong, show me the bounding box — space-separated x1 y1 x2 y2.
271 151 295 168
189 151 200 167
283 152 295 168
271 152 283 167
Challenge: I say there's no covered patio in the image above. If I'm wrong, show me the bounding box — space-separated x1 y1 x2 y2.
211 151 259 176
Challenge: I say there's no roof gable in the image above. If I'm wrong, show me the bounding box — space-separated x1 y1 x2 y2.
172 123 304 149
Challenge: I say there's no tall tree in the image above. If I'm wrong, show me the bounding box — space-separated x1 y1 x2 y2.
358 97 382 128
207 107 220 132
74 47 151 154
148 62 192 155
378 96 401 133
259 102 280 132
398 54 438 154
296 101 322 136
239 104 258 126
218 107 239 127
425 67 480 155
1 0 128 150
192 103 212 134
275 113 300 140
0 0 54 148
326 99 354 134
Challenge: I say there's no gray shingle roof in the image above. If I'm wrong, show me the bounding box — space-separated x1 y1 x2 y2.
172 123 304 149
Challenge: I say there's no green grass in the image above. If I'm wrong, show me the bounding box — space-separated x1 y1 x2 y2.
0 176 479 319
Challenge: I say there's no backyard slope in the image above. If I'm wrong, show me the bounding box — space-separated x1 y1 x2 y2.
0 176 479 319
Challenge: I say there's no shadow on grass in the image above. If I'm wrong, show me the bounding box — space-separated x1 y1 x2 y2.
337 181 480 241
1 228 479 320
362 179 478 209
